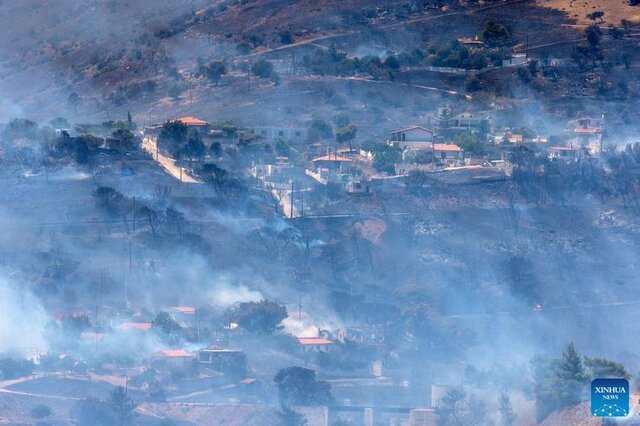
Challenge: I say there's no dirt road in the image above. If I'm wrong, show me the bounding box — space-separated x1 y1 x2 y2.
141 137 200 184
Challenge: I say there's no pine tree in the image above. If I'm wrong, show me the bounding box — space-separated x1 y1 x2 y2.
553 342 589 406
499 392 516 426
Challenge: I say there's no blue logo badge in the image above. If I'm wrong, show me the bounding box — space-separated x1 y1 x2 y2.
591 378 629 417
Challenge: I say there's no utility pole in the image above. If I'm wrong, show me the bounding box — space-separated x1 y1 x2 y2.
95 269 104 328
125 241 131 309
300 191 304 218
196 309 201 343
298 294 302 320
132 196 136 233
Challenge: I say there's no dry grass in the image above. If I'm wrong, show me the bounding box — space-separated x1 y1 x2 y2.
536 0 640 25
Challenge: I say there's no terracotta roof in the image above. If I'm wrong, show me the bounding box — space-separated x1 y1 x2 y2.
157 349 191 358
297 337 333 346
170 306 196 315
120 322 152 331
177 116 208 126
575 127 602 134
433 143 462 152
312 155 352 162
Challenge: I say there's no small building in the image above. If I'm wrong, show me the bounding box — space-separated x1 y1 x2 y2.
250 126 307 143
307 155 353 184
296 336 333 352
389 126 435 144
153 349 193 367
198 347 247 376
433 143 463 161
573 117 604 156
548 146 578 161
438 109 491 135
457 38 485 48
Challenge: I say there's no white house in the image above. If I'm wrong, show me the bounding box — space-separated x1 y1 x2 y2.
389 126 435 146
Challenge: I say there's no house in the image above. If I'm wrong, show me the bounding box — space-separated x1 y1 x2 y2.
433 143 463 161
252 157 305 189
145 116 210 137
307 155 353 184
572 117 604 156
457 38 485 48
296 336 333 352
548 146 578 162
198 347 247 376
153 349 193 367
437 107 491 135
250 126 307 143
389 126 435 146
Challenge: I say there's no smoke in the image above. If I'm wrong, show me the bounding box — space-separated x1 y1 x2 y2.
0 271 48 356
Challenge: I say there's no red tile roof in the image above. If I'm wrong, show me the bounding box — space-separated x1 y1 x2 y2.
312 155 352 162
120 322 152 331
170 306 196 315
575 127 602 134
433 143 462 152
157 349 191 358
297 337 333 346
177 116 208 126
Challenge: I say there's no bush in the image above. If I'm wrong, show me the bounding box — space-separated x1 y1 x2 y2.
30 404 51 419
228 299 288 334
251 59 275 78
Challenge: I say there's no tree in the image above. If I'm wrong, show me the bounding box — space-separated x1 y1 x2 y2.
138 205 159 234
332 113 350 128
498 392 516 426
480 21 512 47
109 386 137 426
152 312 181 336
251 59 275 78
158 120 188 157
406 170 428 192
278 405 307 426
335 125 357 150
274 367 334 407
68 92 81 116
182 131 205 162
228 299 288 334
94 186 124 213
205 61 227 85
622 52 632 70
309 118 333 139
198 163 229 196
586 25 602 49
279 29 293 44
586 11 605 23
584 357 631 379
534 343 589 421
